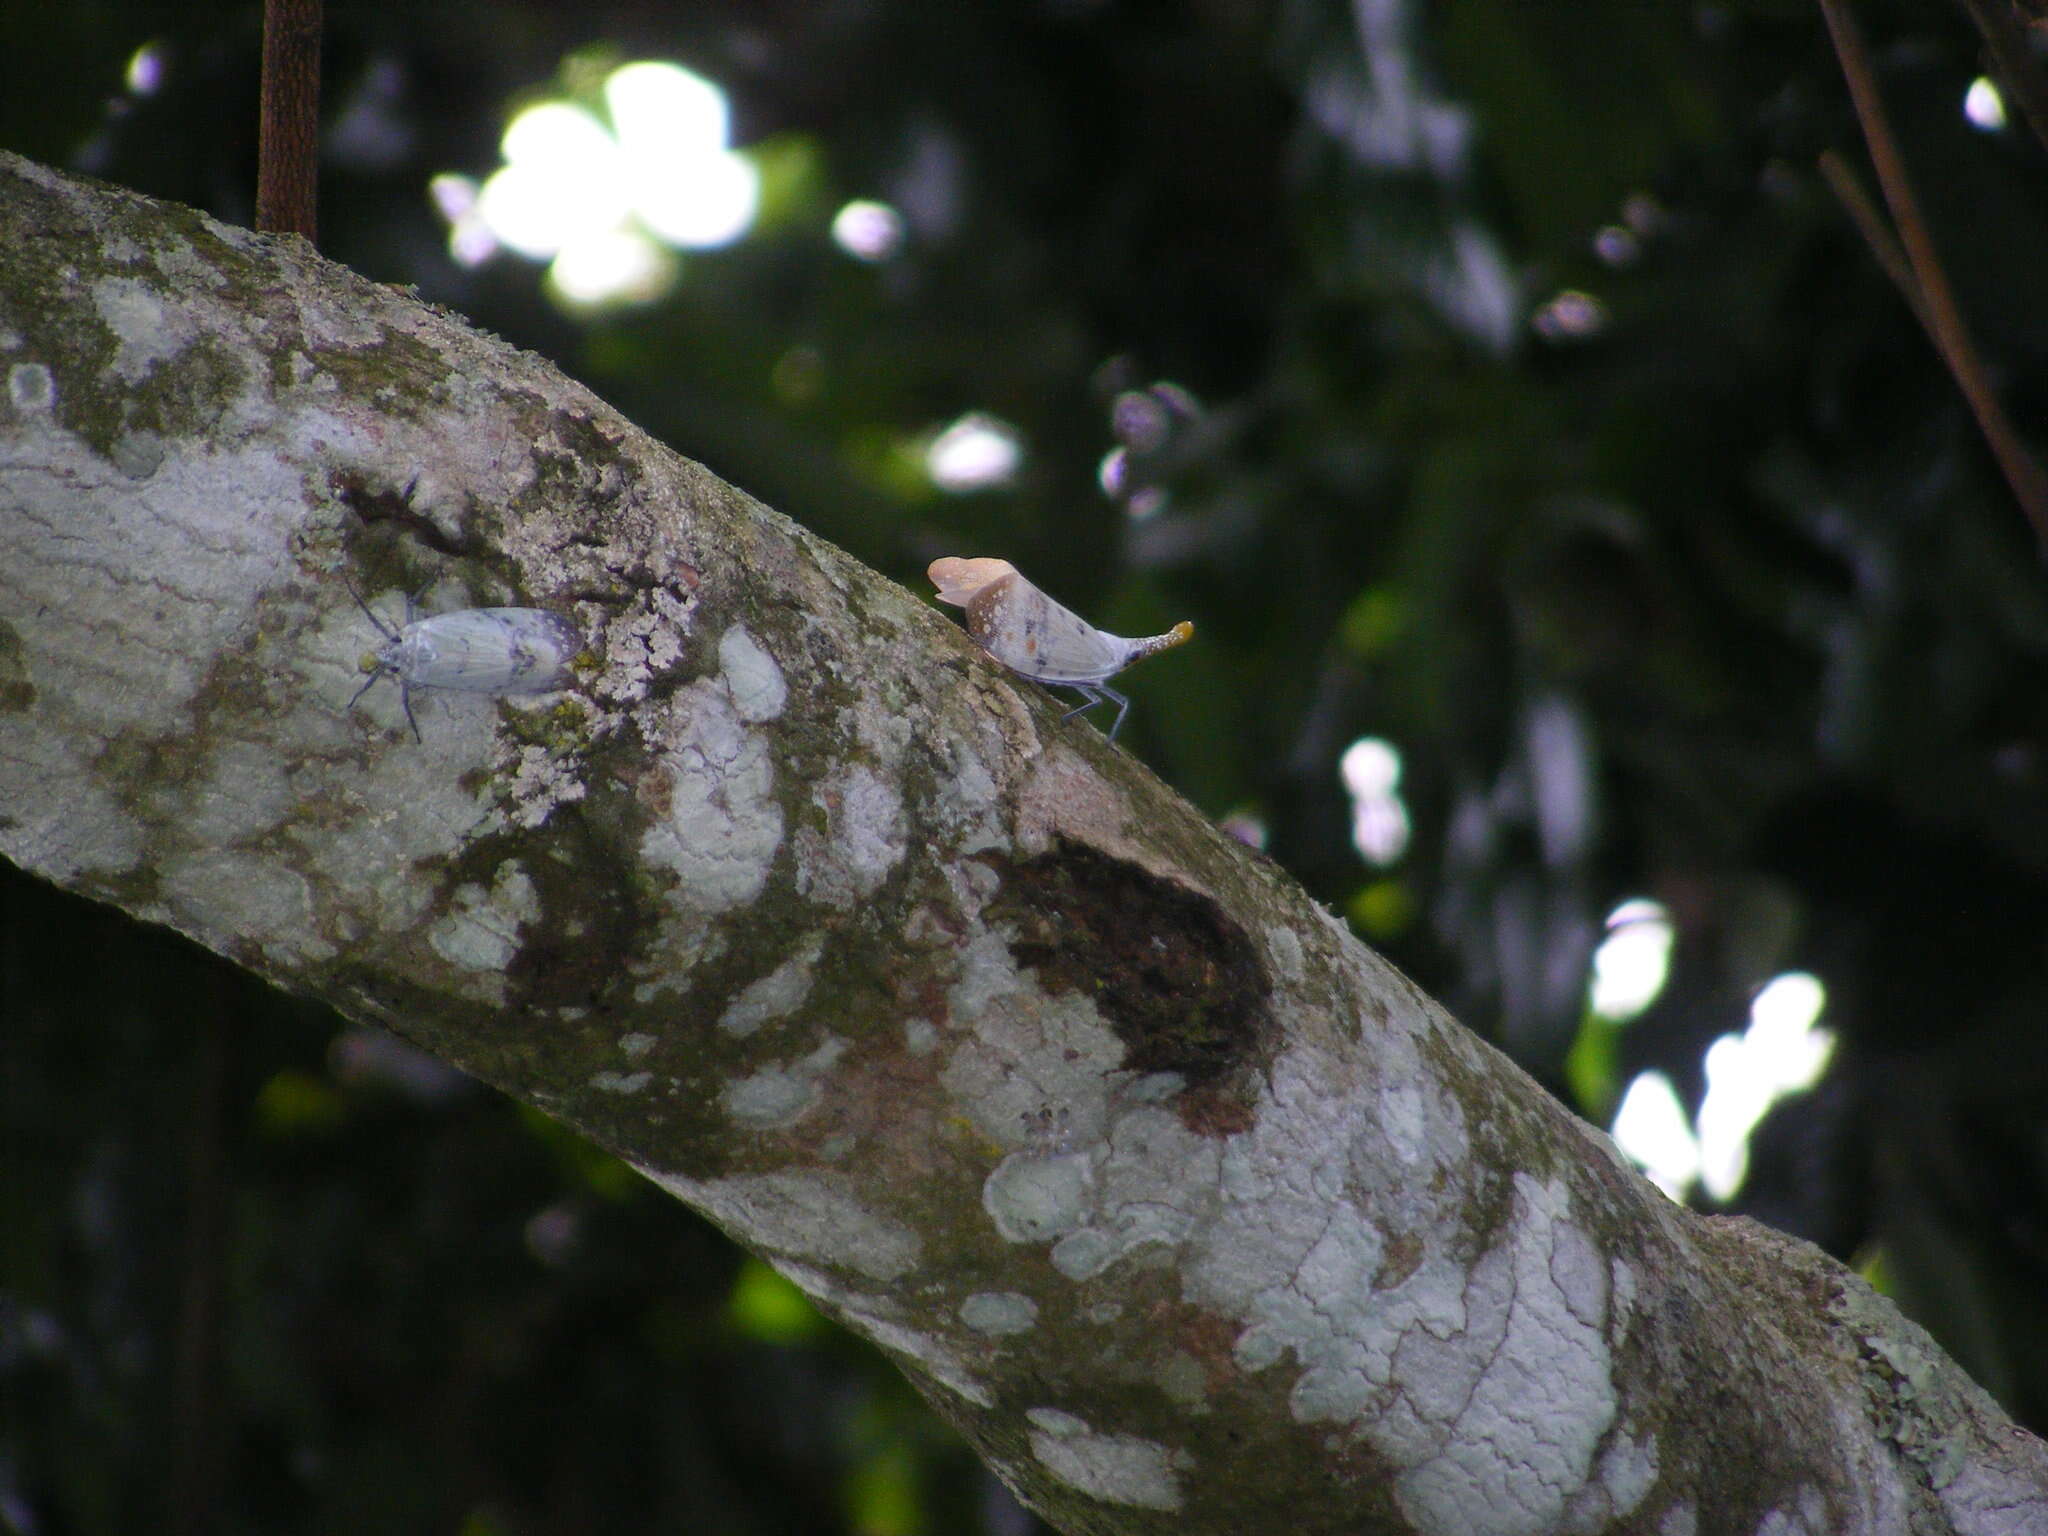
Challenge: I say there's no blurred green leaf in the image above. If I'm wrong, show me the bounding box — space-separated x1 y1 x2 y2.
1563 1009 1621 1122
253 1068 348 1136
1347 878 1416 940
846 1433 923 1536
729 1255 829 1344
1338 586 1406 658
749 132 830 234
515 1103 642 1200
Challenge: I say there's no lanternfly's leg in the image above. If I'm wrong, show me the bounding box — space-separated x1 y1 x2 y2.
1060 685 1102 724
1061 684 1131 740
1102 686 1131 740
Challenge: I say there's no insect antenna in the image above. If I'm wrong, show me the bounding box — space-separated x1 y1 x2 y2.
342 581 425 740
344 580 396 717
346 668 385 712
344 579 399 641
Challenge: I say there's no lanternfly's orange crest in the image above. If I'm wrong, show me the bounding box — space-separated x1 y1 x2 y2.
928 557 1193 740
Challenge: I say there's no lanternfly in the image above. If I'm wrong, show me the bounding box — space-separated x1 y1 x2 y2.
348 588 581 740
928 557 1193 741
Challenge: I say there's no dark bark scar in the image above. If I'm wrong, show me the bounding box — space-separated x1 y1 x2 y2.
331 469 468 556
987 838 1274 1130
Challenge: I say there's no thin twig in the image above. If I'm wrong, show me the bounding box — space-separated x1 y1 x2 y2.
255 0 322 241
171 988 234 1536
1818 0 2048 554
1817 150 1926 326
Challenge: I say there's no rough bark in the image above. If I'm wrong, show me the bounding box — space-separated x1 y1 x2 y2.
1 150 2043 1536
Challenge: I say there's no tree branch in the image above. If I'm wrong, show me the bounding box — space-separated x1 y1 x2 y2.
1818 0 2048 556
255 0 322 240
1818 149 1926 326
2 152 2044 1535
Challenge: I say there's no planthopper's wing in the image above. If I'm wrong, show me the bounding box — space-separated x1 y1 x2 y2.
928 557 1190 686
961 569 1127 684
928 557 1016 607
400 609 581 695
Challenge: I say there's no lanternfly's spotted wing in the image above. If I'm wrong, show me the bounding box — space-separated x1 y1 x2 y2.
349 589 580 739
927 557 1193 740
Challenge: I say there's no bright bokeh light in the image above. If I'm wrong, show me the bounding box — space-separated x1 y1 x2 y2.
1589 898 1674 1021
833 200 906 262
1340 737 1411 866
1696 1036 1758 1201
1219 810 1268 850
1533 289 1608 341
430 173 498 267
605 60 728 154
1431 222 1519 355
1111 388 1174 453
428 172 475 221
1342 738 1399 796
451 59 759 307
1098 447 1129 498
1748 972 1829 1065
1123 487 1169 521
1610 970 1836 1204
1965 76 2007 132
480 103 631 258
1096 380 1200 519
549 229 674 309
1593 225 1639 267
1695 973 1834 1200
1111 381 1199 451
1612 1072 1700 1200
927 413 1024 491
633 150 759 248
126 41 168 97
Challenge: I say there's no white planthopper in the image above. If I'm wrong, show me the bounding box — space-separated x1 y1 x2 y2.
347 587 582 740
928 557 1193 741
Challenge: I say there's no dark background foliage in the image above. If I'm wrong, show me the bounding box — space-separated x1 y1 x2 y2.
7 0 2048 1530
